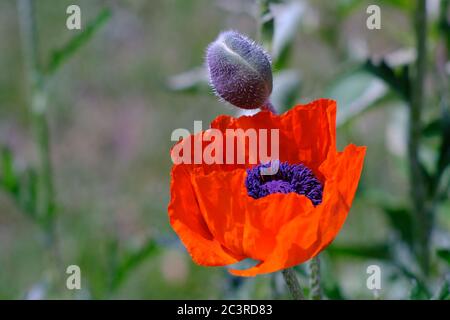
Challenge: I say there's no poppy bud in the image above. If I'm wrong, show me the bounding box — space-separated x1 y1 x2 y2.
206 30 273 110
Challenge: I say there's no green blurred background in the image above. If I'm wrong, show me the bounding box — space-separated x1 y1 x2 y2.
0 0 449 299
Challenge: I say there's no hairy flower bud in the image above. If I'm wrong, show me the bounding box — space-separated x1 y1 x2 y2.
206 30 273 110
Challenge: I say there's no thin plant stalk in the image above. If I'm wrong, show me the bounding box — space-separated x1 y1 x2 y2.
17 0 56 232
408 0 430 275
256 0 273 47
309 256 322 300
17 0 61 277
281 268 305 300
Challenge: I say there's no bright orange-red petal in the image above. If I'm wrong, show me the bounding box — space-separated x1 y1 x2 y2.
211 98 337 171
242 192 315 261
229 144 366 276
168 99 366 276
191 167 316 262
168 165 244 266
190 168 248 256
316 144 367 249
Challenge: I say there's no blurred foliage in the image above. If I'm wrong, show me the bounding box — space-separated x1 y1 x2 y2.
1 147 38 223
46 8 111 75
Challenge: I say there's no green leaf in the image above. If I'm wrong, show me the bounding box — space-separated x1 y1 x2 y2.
258 0 277 51
422 119 442 137
382 206 414 247
393 263 431 299
110 239 160 292
436 113 450 176
0 147 39 220
325 69 388 126
323 282 346 300
377 0 414 10
439 0 450 50
0 147 19 194
166 67 209 93
320 254 346 300
271 70 301 112
409 279 431 300
437 249 450 265
271 2 304 69
46 8 111 75
336 0 364 17
327 244 391 260
364 59 411 101
433 277 450 300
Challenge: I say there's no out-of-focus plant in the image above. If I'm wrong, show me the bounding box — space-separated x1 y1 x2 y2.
167 0 304 114
12 0 111 237
364 0 449 286
325 0 450 299
0 0 111 297
1 1 165 299
168 0 323 300
168 0 450 300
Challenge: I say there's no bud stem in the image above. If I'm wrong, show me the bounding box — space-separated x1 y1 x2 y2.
309 255 322 300
281 268 305 300
261 100 276 114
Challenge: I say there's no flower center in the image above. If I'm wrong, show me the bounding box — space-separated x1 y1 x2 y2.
245 161 323 206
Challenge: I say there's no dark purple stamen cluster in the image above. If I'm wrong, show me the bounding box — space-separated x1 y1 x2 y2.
245 161 323 206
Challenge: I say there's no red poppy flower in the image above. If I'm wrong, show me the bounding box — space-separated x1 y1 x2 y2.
168 99 366 277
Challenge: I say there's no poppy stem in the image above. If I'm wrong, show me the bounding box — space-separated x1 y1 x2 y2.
309 256 322 300
281 268 305 300
261 100 276 114
409 0 431 276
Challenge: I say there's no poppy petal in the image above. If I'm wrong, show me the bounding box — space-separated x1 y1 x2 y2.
211 98 337 170
191 168 316 262
242 193 315 261
229 208 322 276
316 144 367 248
228 144 366 276
190 168 248 256
168 165 243 266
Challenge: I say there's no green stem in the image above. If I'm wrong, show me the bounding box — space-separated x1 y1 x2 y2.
309 256 322 300
17 0 55 229
18 0 60 281
256 0 273 49
409 0 430 275
17 0 39 88
433 0 450 200
281 268 304 300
